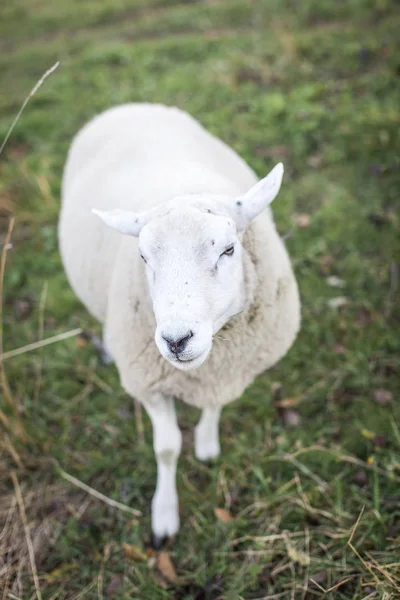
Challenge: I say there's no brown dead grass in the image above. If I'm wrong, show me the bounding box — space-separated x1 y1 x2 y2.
0 479 86 596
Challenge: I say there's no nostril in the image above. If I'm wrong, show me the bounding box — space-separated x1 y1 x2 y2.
176 331 193 353
163 331 193 355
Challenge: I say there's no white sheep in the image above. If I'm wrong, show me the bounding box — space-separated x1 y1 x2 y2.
59 103 301 543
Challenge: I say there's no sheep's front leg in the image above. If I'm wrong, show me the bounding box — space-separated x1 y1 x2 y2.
144 396 182 544
195 406 221 461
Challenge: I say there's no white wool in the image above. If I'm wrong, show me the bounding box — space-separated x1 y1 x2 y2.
59 103 301 540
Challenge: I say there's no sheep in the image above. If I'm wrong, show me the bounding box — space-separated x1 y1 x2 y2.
58 103 301 543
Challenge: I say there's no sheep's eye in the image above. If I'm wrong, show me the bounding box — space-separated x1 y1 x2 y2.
222 245 234 257
139 253 147 264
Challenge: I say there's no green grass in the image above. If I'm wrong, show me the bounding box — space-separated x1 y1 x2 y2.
1 0 399 598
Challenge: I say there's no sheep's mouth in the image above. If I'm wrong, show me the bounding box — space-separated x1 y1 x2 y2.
168 346 211 371
176 356 195 363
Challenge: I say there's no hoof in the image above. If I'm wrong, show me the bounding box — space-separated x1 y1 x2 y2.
151 498 179 542
152 533 166 550
195 437 221 462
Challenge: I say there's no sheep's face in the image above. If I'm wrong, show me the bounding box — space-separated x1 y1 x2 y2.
93 162 284 371
138 206 244 370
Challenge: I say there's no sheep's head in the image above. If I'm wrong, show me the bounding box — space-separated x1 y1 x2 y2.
93 163 283 371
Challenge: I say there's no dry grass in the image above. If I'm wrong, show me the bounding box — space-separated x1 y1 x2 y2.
0 480 85 597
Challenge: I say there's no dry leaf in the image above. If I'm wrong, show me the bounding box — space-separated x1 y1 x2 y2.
157 551 178 584
292 213 310 228
275 396 301 408
373 389 393 406
122 543 147 562
214 508 234 523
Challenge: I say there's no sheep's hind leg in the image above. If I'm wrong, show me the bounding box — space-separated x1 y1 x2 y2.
195 406 221 461
84 329 114 364
144 395 182 546
99 327 114 365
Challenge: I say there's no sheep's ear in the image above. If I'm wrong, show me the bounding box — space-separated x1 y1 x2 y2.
92 208 146 236
231 163 284 230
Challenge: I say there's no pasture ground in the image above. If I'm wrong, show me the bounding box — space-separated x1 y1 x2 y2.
0 0 399 598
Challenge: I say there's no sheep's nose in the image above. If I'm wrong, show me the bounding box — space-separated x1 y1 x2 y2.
162 331 193 355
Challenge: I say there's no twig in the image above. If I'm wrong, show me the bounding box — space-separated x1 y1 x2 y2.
0 63 60 432
293 472 344 523
290 444 400 482
310 575 359 594
301 528 310 600
0 218 16 411
365 552 400 590
69 580 97 600
11 472 42 600
91 373 114 395
0 62 59 157
1 572 10 600
289 560 296 600
231 530 306 547
0 406 11 429
250 594 287 600
0 495 17 544
134 398 145 445
56 463 141 517
347 506 380 586
1 432 23 467
285 453 328 491
34 281 48 404
97 542 113 600
0 328 83 361
218 469 232 510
